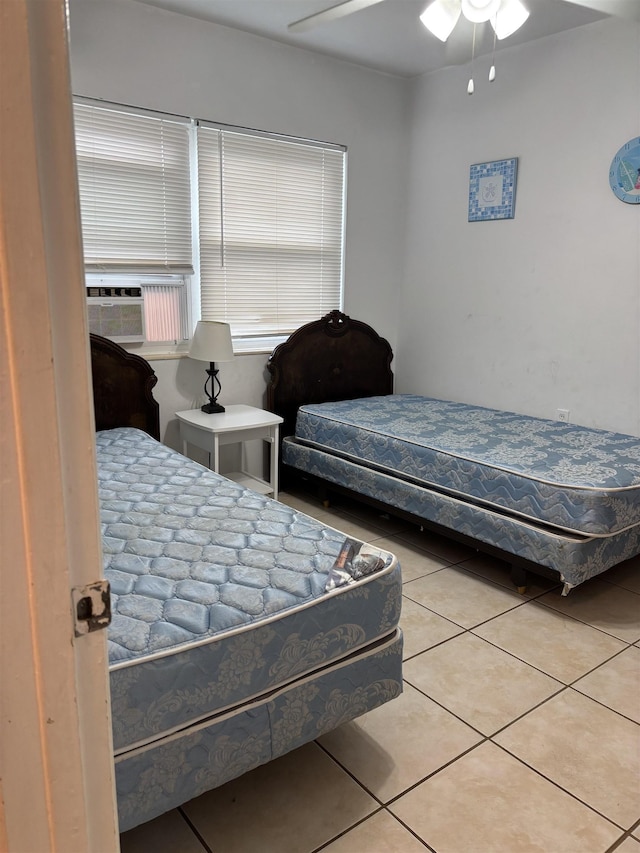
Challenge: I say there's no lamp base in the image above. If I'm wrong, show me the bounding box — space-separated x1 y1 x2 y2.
201 401 225 414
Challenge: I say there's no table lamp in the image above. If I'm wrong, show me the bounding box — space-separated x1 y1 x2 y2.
188 321 234 413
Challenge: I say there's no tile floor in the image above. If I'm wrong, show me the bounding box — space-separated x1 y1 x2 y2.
120 488 640 853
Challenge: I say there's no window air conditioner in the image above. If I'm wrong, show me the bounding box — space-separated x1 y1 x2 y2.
86 287 145 343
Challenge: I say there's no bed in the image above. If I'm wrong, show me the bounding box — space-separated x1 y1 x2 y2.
89 333 403 833
266 311 640 593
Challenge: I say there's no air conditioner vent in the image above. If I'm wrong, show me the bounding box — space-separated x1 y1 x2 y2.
86 291 145 343
86 286 142 298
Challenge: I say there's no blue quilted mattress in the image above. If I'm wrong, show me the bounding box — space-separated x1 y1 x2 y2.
97 428 402 755
293 395 640 537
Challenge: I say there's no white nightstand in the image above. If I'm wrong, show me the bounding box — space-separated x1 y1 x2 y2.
176 405 284 499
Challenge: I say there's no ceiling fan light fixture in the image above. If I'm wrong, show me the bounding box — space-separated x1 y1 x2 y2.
461 0 501 24
419 0 461 42
492 0 529 39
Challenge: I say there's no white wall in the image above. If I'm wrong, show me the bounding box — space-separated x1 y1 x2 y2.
399 18 640 435
68 0 411 447
69 5 640 439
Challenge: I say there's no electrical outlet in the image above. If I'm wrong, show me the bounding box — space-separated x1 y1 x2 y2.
557 408 570 422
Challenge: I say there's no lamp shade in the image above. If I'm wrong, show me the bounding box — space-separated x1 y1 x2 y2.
188 321 234 363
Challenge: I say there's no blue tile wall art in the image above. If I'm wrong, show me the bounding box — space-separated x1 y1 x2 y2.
468 157 518 222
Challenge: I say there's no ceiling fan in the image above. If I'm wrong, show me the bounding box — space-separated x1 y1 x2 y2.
288 0 640 35
419 0 529 42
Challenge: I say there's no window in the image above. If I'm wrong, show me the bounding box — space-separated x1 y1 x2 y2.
74 100 346 352
198 125 345 343
74 100 193 346
74 101 193 273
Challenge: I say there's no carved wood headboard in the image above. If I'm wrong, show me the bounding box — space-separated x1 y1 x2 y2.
90 334 160 440
266 310 394 439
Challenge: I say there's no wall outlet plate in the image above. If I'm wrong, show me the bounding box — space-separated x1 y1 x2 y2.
556 409 570 422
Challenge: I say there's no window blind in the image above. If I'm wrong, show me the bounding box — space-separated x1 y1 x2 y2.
197 125 345 338
74 102 193 273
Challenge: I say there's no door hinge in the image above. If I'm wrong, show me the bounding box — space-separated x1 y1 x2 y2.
72 580 111 637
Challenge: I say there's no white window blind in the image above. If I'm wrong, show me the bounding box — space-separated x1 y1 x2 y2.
74 102 193 273
197 125 345 339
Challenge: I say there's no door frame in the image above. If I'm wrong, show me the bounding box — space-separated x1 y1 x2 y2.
0 0 119 849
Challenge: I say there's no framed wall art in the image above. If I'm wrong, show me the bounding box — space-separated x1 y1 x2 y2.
609 137 640 204
468 157 518 222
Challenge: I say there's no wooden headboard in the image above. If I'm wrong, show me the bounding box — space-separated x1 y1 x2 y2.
90 334 160 440
266 310 394 438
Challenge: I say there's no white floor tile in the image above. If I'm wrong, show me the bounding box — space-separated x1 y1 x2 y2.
616 837 640 852
403 565 525 629
120 810 206 853
573 646 640 722
538 580 640 644
319 682 481 801
182 742 377 853
495 689 640 828
400 595 463 659
403 633 562 735
390 742 620 853
473 600 627 683
321 809 428 852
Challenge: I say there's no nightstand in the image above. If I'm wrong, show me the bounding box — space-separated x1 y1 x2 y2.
176 405 284 499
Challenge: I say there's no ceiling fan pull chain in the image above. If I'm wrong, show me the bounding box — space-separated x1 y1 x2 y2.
489 25 497 81
467 22 476 94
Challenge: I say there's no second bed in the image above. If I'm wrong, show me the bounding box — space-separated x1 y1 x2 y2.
267 312 640 592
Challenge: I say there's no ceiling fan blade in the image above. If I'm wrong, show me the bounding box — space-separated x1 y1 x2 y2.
288 0 386 33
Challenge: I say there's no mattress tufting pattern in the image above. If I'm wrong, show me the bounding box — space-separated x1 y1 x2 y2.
97 428 401 752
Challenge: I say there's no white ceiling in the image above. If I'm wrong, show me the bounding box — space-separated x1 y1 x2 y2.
126 0 638 77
